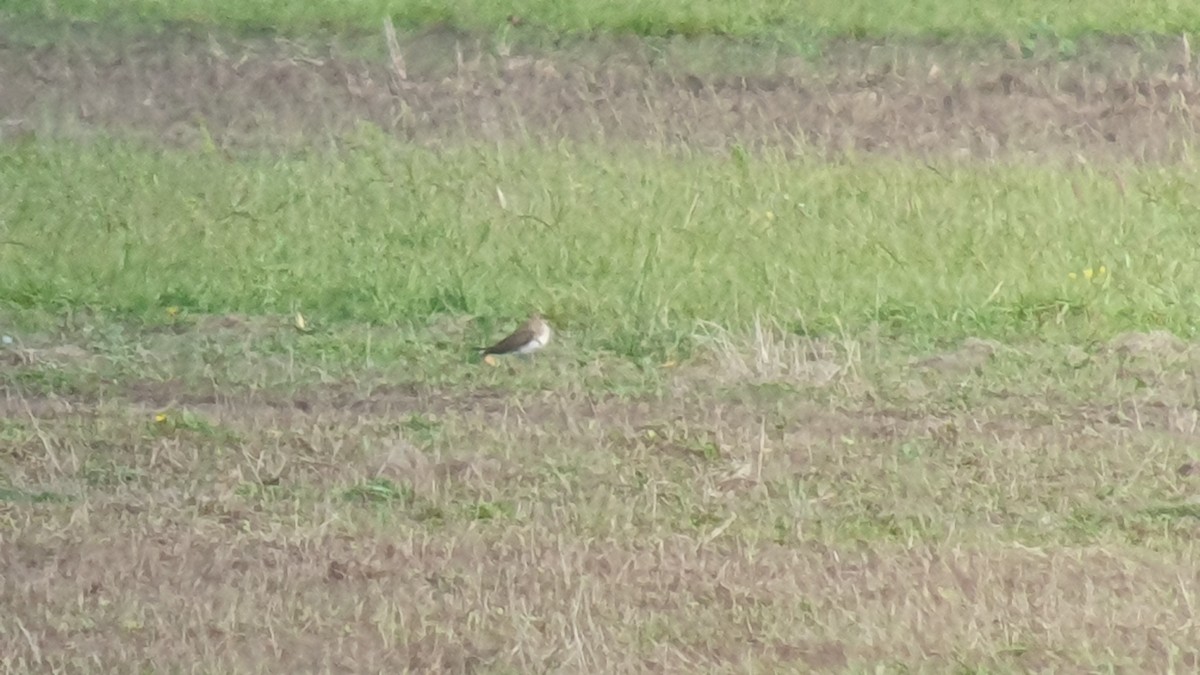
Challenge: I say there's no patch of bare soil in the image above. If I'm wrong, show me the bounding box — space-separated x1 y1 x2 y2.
3 28 1200 161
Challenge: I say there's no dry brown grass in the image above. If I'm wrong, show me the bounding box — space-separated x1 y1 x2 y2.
5 28 1200 162
4 325 1200 672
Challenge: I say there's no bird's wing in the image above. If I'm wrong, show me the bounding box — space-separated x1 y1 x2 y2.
482 326 534 355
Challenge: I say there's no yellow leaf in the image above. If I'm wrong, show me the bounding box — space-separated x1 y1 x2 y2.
294 312 307 331
483 354 498 367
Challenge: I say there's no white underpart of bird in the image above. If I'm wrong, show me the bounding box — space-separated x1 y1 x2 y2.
516 320 551 354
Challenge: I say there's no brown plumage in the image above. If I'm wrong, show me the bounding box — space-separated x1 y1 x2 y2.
479 313 552 356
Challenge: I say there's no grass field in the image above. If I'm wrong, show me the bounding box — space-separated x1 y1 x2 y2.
14 0 1200 40
6 137 1197 353
5 5 1200 674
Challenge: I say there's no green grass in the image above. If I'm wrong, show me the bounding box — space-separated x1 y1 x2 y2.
3 132 1198 365
13 0 1200 41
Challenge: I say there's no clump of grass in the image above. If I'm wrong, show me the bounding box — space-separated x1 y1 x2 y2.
695 314 858 387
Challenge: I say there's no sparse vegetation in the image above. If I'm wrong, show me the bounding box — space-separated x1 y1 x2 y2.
4 8 1200 675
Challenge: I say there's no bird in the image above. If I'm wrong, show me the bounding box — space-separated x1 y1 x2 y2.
479 313 552 359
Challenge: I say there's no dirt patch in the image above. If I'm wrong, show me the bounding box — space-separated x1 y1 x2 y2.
2 343 92 367
911 337 1000 374
4 28 1200 161
1106 329 1189 358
